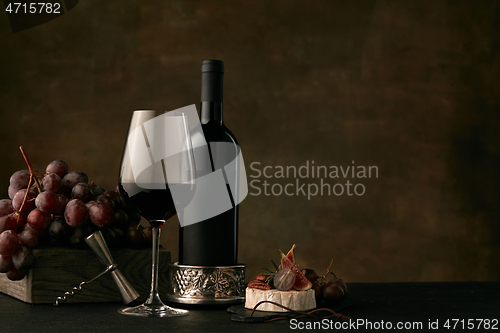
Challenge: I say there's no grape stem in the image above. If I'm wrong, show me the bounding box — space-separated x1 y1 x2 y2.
19 146 42 193
319 259 337 283
17 173 34 215
327 259 337 278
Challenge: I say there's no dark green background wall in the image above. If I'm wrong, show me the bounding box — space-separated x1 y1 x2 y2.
1 0 499 282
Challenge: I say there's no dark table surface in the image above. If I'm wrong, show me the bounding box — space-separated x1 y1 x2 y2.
0 282 499 332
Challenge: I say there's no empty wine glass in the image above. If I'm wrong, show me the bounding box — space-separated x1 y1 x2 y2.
117 110 196 317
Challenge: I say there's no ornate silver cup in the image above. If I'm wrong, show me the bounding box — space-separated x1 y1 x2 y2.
166 262 245 305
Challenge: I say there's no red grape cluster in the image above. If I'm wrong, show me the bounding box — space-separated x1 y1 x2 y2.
0 156 152 281
303 267 348 307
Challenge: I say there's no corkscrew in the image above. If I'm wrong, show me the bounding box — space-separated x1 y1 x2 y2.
54 230 140 306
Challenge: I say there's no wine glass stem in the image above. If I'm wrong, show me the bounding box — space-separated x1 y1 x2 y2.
145 224 163 306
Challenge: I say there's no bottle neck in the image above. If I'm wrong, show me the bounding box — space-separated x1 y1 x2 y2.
200 60 224 126
200 101 223 126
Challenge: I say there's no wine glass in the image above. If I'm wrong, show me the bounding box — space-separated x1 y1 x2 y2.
118 110 196 317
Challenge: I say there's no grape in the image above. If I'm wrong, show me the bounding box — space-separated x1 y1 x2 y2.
0 214 18 233
8 186 18 200
27 208 52 230
1 155 154 277
35 191 59 214
0 199 14 217
90 184 105 197
335 278 348 297
126 228 145 248
125 220 140 230
6 266 26 281
53 194 69 215
322 279 346 306
88 202 114 227
311 281 323 303
46 159 68 178
117 189 129 209
9 170 30 190
71 182 93 202
111 227 125 247
0 230 19 255
60 186 72 199
0 254 13 273
142 226 153 244
302 269 319 283
62 171 88 189
42 173 63 193
48 217 71 246
12 189 36 214
29 183 40 196
64 199 89 227
12 246 35 271
19 224 45 248
96 194 115 209
1 154 156 278
104 191 121 207
113 209 129 225
86 200 98 209
128 210 142 224
100 227 116 247
69 222 93 248
273 267 295 291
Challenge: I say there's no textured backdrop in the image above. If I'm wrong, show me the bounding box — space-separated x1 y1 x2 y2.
1 0 499 282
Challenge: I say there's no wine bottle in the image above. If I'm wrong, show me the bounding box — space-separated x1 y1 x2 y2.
178 60 239 266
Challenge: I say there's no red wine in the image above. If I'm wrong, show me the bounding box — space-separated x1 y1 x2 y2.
119 184 194 222
149 220 165 228
179 60 240 266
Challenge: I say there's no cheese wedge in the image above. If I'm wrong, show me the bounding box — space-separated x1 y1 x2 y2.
245 288 316 312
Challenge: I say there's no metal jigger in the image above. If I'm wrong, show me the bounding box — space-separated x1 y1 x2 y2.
85 231 140 304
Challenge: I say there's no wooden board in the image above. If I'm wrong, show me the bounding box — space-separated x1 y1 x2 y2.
0 247 170 304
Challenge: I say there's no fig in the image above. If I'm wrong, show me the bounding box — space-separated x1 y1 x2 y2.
273 267 295 291
293 270 314 290
280 244 296 264
281 255 313 291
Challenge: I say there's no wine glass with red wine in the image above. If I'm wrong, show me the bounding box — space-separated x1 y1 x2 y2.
118 110 196 317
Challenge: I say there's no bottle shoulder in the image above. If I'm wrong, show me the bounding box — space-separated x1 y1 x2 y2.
201 122 238 144
222 124 238 145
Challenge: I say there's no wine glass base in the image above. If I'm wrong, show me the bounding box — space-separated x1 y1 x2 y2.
119 303 189 317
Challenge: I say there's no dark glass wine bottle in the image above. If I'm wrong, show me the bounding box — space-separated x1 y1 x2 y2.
178 60 239 266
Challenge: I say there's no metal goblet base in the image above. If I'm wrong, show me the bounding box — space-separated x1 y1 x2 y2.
166 262 246 305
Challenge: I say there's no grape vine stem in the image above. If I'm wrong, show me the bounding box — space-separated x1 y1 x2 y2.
17 174 33 215
19 146 42 193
